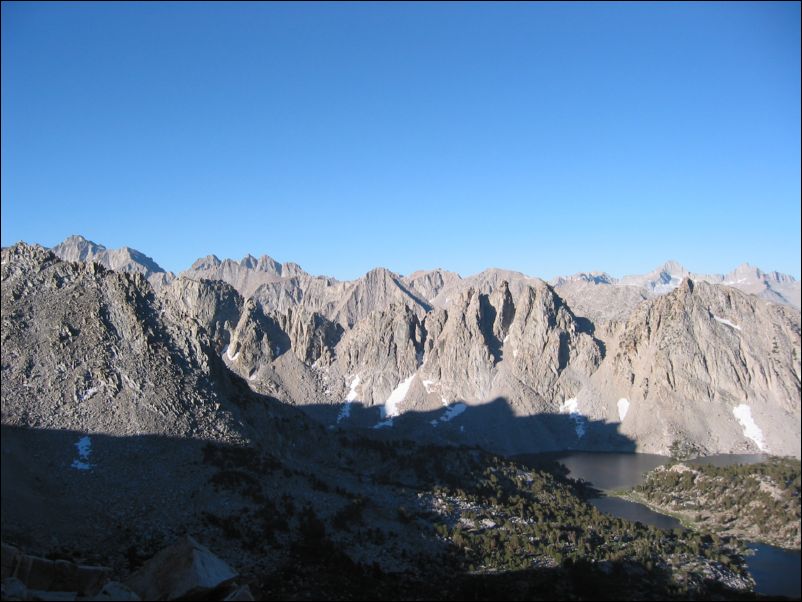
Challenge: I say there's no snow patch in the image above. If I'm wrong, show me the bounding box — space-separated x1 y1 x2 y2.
384 374 415 418
373 411 394 429
372 374 415 428
70 435 95 470
224 344 240 361
617 398 630 422
732 404 767 452
653 277 682 294
337 375 360 423
431 402 467 427
713 315 741 331
559 398 587 439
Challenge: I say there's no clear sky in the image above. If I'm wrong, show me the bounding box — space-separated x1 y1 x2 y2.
2 2 800 280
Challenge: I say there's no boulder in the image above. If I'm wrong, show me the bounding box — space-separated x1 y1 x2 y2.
1 543 21 579
3 545 110 596
26 590 77 601
223 584 255 601
125 536 236 601
11 553 56 590
52 560 111 596
1 576 27 601
88 581 141 601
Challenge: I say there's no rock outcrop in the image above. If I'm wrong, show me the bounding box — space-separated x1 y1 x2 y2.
125 536 237 601
0 243 252 442
0 538 253 602
0 542 111 597
158 277 243 352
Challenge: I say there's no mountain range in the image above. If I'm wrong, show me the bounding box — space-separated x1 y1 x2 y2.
35 234 802 459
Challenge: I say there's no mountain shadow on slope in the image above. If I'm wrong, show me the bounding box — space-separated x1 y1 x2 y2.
298 396 638 457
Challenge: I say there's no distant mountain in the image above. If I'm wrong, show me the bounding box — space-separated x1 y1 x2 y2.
45 238 801 317
705 262 801 308
184 257 433 328
551 272 617 287
400 268 463 303
51 234 174 288
551 260 800 320
185 253 308 298
618 260 689 293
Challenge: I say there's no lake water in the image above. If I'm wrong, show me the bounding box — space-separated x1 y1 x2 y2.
589 496 682 530
515 451 801 598
746 542 801 598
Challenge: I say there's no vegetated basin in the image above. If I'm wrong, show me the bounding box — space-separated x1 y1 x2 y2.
515 451 800 598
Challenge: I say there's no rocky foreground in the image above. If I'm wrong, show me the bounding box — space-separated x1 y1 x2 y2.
1 537 252 601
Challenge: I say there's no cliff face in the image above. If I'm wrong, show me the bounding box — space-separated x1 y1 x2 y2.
598 279 801 457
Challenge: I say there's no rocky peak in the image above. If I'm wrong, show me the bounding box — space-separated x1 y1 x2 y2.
255 254 280 274
52 234 107 261
329 267 431 328
503 281 602 392
551 272 617 286
189 254 222 270
50 235 171 288
660 260 688 276
619 260 689 294
240 254 258 269
281 261 307 278
727 262 795 286
401 268 462 302
2 241 58 272
182 251 310 300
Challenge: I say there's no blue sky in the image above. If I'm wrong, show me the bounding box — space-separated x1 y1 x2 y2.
2 2 800 279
